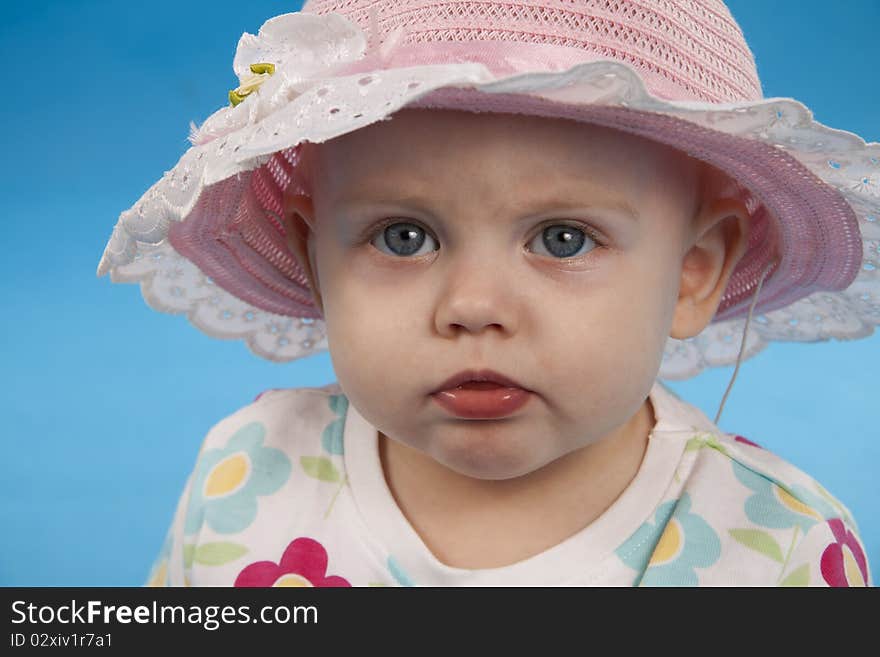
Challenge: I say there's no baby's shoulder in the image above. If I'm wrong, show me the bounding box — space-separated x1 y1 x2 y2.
250 382 344 406
195 383 349 457
687 429 857 530
655 383 854 525
672 430 871 585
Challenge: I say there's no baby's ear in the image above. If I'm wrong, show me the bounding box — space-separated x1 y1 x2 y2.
670 197 750 339
281 190 323 315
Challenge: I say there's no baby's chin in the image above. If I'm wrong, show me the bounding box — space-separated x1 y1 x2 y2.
426 429 566 481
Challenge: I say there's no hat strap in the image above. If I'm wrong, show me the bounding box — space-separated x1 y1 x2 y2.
713 258 778 426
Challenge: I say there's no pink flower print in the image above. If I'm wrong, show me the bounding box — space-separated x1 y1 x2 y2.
733 435 763 449
234 537 351 587
820 519 869 587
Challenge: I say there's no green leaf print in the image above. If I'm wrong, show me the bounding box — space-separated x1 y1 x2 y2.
300 456 342 483
183 544 195 569
779 564 810 587
729 528 784 563
685 436 703 452
193 542 249 566
684 433 728 456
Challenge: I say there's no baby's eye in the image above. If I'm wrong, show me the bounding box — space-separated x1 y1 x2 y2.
370 221 439 257
527 224 596 259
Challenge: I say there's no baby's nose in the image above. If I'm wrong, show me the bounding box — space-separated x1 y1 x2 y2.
432 257 520 338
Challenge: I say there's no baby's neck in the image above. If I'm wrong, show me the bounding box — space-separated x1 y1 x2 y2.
377 397 655 569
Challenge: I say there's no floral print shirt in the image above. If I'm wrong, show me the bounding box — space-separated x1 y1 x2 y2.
146 380 871 587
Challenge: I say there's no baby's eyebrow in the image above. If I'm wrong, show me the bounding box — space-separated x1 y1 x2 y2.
332 190 641 223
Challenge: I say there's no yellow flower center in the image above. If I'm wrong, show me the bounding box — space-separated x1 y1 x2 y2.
649 518 683 566
204 452 250 498
229 62 276 106
773 485 822 519
843 544 866 587
273 573 313 587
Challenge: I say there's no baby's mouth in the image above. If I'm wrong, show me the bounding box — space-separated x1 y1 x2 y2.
431 368 527 394
452 381 509 390
430 377 531 420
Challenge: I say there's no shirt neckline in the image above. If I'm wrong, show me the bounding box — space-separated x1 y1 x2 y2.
343 380 717 585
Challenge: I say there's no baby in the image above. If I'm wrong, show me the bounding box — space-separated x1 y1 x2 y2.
283 108 747 570
99 1 875 586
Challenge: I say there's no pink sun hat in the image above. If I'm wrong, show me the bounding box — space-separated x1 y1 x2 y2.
95 0 879 380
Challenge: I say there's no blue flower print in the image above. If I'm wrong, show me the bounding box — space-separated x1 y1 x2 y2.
321 394 348 455
185 421 291 535
616 500 676 576
616 493 721 586
387 556 415 587
731 460 837 533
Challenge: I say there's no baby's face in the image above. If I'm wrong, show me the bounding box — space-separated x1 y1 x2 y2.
288 109 720 479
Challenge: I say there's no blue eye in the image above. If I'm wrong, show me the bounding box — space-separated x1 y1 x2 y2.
369 220 597 259
370 221 438 257
527 224 595 259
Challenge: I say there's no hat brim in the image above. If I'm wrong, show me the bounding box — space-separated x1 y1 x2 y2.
96 59 880 379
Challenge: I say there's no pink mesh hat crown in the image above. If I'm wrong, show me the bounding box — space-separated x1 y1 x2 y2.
96 0 880 380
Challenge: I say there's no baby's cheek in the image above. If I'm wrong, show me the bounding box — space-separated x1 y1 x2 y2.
542 312 661 425
606 263 678 361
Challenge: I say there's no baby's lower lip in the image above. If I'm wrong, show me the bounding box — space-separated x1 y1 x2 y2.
430 382 531 419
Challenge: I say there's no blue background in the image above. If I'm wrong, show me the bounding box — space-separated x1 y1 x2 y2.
1 0 877 586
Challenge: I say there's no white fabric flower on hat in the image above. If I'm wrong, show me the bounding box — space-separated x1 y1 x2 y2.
191 12 368 145
232 12 367 88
